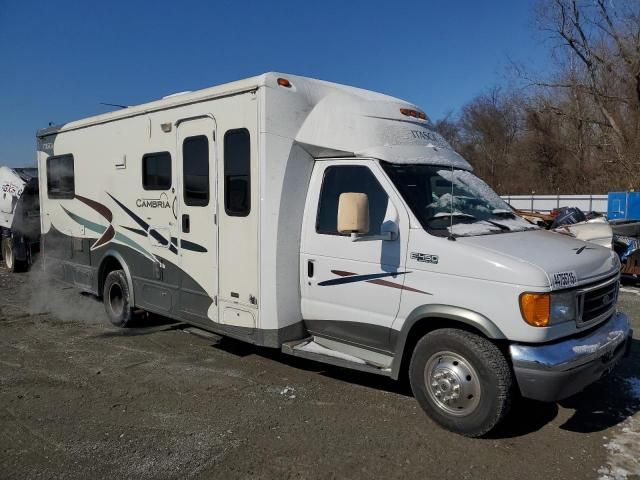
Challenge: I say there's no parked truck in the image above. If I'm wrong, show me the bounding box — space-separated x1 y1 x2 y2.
36 73 632 436
0 166 40 271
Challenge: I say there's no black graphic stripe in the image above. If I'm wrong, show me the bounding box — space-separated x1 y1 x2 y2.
318 271 409 287
121 226 147 237
180 239 208 253
319 269 431 295
107 193 150 231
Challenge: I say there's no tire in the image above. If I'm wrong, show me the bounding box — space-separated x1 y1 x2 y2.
409 328 513 437
103 270 134 327
1 236 26 273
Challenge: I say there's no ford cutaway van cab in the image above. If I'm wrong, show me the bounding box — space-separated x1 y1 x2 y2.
36 73 632 436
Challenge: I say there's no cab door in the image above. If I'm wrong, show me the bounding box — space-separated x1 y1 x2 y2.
176 116 218 324
300 160 411 354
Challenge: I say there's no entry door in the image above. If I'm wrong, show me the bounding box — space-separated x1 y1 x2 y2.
301 160 410 354
176 116 218 323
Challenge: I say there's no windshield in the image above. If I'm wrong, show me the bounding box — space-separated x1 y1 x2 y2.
381 163 537 237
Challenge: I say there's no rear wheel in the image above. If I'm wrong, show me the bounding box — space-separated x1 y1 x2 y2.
409 328 513 437
103 270 134 327
1 236 26 273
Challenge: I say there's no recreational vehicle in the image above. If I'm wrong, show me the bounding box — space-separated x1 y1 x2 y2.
0 166 39 271
36 73 632 436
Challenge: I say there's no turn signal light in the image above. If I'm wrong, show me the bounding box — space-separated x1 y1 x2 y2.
400 108 426 120
277 78 292 88
519 293 550 327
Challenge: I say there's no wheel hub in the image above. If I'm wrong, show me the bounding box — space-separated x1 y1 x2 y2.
108 284 124 316
425 352 481 416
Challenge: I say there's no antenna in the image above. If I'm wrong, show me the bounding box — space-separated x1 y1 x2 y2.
448 164 456 241
100 102 128 109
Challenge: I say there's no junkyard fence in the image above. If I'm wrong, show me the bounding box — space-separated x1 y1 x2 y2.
501 194 608 214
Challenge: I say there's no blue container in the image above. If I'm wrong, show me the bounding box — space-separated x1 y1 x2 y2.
608 191 640 221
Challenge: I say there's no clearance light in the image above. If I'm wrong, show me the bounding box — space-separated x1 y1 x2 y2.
519 293 550 327
277 78 292 88
400 108 427 120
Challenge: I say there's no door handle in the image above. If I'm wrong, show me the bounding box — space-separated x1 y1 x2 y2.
307 260 315 278
182 214 190 233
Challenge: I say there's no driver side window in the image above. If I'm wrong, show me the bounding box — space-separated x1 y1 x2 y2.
316 165 388 236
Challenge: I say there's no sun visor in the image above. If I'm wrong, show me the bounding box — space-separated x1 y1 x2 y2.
293 92 473 170
357 144 473 170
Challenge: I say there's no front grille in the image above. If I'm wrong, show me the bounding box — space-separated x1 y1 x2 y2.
577 277 619 326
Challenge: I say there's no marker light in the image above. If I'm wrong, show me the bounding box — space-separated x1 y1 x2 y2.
400 108 427 120
277 78 292 88
519 293 550 327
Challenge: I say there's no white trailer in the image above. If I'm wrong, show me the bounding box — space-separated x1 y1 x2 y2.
37 73 632 436
1 166 39 271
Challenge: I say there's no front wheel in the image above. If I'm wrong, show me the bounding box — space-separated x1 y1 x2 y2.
409 328 513 437
1 236 26 273
103 270 135 327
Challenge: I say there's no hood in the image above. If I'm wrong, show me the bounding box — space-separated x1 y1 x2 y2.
458 229 619 288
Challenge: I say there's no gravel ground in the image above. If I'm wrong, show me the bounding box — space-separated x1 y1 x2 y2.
0 265 639 480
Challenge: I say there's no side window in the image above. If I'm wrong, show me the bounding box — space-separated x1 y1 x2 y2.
224 128 250 216
316 165 389 236
183 136 209 206
142 152 172 190
47 154 75 199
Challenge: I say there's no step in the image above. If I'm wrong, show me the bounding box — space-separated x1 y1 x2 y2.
281 338 392 377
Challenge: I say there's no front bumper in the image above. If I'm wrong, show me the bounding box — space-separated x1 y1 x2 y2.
510 311 632 402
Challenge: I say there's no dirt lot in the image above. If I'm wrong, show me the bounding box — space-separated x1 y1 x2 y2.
0 266 639 480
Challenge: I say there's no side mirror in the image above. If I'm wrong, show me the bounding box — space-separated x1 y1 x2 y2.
338 192 369 235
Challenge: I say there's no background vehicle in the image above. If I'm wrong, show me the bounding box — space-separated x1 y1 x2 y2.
0 166 40 271
37 73 632 436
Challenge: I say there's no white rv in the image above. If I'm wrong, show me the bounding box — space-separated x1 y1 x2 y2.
37 73 632 436
1 166 39 271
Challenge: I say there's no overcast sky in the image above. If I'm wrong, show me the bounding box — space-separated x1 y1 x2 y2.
0 0 550 166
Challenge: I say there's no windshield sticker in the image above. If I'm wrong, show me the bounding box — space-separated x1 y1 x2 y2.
552 271 578 289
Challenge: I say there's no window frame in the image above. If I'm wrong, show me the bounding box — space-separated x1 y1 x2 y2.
223 128 251 217
46 154 75 200
315 164 389 237
182 135 210 207
142 151 172 191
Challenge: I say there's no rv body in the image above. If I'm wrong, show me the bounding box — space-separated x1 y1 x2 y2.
37 73 632 436
0 166 39 271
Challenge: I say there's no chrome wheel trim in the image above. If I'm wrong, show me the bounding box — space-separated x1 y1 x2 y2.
3 241 13 270
424 351 482 417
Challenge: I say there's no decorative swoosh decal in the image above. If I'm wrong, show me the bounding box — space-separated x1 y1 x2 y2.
319 269 431 295
61 192 209 257
60 206 156 262
75 194 114 250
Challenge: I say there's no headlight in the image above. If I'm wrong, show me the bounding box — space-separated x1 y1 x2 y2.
520 291 577 327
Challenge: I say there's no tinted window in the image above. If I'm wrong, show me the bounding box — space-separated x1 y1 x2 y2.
183 136 209 206
47 154 75 199
316 166 388 235
224 129 250 216
142 152 171 190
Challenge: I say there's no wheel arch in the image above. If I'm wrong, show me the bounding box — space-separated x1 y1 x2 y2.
97 250 135 306
390 304 506 380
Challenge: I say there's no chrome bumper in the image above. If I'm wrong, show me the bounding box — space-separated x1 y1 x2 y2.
510 311 632 401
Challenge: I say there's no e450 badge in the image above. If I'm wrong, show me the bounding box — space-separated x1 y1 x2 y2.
411 252 439 264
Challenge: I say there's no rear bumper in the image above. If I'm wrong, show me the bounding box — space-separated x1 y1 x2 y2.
510 312 632 402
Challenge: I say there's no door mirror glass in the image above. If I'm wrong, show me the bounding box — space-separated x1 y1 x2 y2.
338 192 369 235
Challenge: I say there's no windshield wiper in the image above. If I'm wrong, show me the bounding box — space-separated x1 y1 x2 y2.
483 218 511 231
425 212 475 223
426 212 512 232
491 209 516 219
